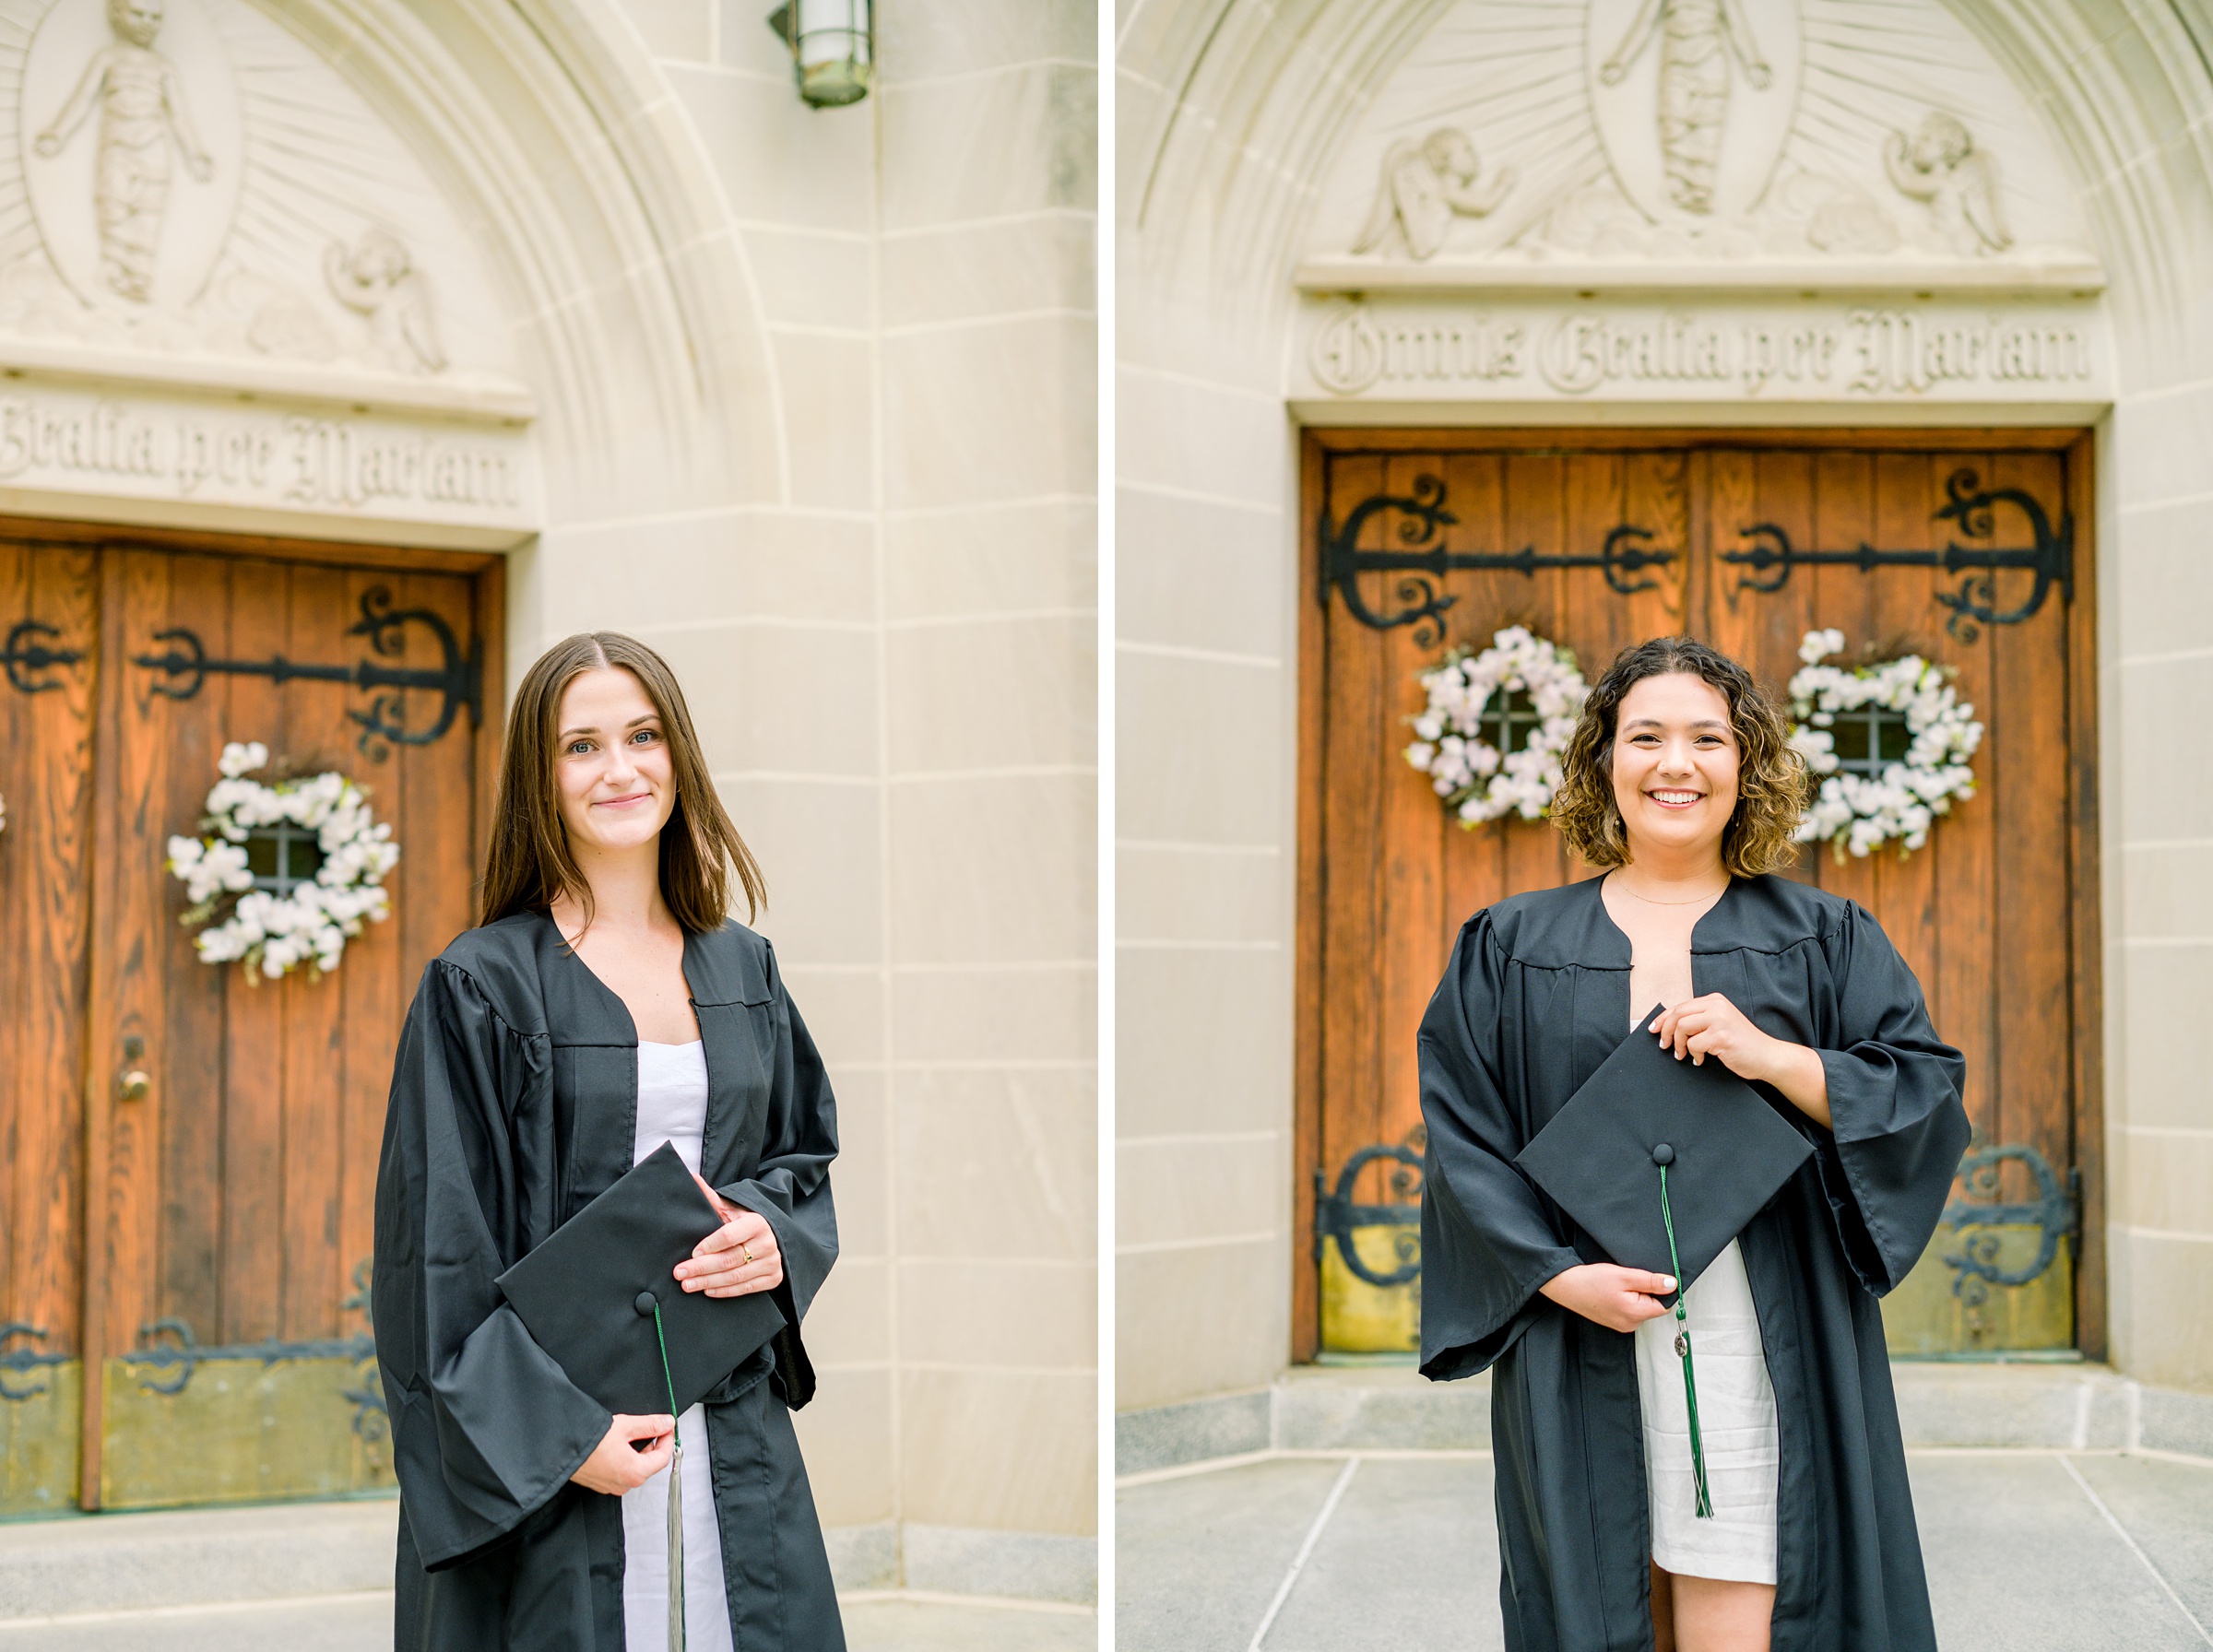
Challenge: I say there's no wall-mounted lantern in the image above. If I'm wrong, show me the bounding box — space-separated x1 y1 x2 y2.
766 1 875 108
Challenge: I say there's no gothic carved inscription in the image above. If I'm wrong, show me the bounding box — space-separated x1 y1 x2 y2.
1304 301 2100 401
0 387 529 525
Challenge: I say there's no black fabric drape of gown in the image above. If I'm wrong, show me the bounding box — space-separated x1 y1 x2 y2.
372 910 845 1650
1418 874 1969 1652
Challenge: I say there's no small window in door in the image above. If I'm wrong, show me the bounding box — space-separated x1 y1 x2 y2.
1826 704 1916 778
243 824 326 895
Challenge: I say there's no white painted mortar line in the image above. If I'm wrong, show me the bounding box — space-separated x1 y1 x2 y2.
1248 1456 1361 1652
2059 1455 2213 1647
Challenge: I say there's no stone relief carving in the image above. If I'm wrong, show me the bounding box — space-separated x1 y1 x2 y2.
1598 0 1772 216
33 0 214 303
0 0 515 386
1885 112 2011 255
1315 0 2090 272
1353 129 1515 260
325 229 446 375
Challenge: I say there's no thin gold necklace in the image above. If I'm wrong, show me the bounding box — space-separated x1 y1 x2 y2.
1610 876 1728 906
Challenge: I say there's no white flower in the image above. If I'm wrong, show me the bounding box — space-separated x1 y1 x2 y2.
168 753 396 979
1404 630 1588 824
1788 631 1980 858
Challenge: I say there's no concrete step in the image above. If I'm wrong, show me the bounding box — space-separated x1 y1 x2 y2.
0 1497 396 1621
1118 1360 2213 1475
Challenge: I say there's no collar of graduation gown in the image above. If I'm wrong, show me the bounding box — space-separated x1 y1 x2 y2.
523 911 777 1184
1486 867 1744 968
1494 873 1812 973
521 908 773 1041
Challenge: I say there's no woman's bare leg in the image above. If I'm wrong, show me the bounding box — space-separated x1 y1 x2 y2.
1667 1572 1775 1652
1649 1563 1677 1652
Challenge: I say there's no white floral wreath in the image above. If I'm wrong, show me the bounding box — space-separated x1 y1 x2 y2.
1404 627 1589 824
1788 630 1982 858
166 742 399 980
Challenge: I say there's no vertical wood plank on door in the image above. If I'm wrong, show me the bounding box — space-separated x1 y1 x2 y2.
1808 452 1878 915
278 564 353 1341
338 567 400 1321
2062 434 2105 1359
1925 460 1998 1147
1377 454 1450 1185
1292 434 1331 1361
1987 450 2074 1194
1318 455 1389 1205
100 551 189 1410
1869 453 1940 1006
1441 454 1509 937
2 544 98 1353
1500 454 1568 897
219 559 289 1346
154 555 232 1343
394 572 479 982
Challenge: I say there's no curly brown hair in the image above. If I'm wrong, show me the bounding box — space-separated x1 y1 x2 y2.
1551 636 1805 877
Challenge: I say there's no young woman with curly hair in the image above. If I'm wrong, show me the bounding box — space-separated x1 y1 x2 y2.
1417 636 1968 1652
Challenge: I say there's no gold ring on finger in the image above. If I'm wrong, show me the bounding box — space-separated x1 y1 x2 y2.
740 1243 754 1265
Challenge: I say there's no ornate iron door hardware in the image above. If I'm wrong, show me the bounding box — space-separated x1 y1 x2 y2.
0 1324 66 1400
1725 469 2071 642
3 620 85 695
1313 1142 1425 1288
1939 1139 2079 1298
131 585 481 757
1320 475 1674 645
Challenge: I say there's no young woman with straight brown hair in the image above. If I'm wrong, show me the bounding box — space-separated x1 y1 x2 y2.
1418 636 1969 1652
373 631 844 1652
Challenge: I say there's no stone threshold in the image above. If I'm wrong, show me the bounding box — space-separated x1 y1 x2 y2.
1116 1361 2213 1479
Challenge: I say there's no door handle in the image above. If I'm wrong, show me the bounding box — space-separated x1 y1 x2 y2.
117 1035 148 1103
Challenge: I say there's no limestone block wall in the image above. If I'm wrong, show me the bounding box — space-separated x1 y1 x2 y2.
509 0 1097 1594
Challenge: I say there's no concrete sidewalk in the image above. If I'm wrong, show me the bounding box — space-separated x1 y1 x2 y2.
1118 1448 2213 1651
0 1587 1096 1650
0 1498 1095 1650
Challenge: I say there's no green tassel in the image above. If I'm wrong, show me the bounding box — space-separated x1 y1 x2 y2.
650 1299 687 1652
1657 1164 1714 1519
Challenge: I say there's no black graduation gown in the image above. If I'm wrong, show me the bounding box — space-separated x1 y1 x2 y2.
372 910 845 1651
1418 874 1969 1652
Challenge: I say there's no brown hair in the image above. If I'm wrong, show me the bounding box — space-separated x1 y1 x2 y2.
479 632 766 933
1550 636 1805 878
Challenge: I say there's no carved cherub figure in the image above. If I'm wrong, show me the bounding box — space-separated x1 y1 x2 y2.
1600 0 1771 216
1353 128 1516 260
33 0 214 303
325 227 447 374
1885 111 2011 255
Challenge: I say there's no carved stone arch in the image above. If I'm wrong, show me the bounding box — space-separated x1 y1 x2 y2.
1125 0 2213 388
261 0 785 513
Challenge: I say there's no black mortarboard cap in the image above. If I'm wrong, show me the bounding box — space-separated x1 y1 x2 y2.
496 1141 787 1417
1515 1011 1815 1304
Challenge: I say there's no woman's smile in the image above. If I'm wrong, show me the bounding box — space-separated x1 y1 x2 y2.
1647 787 1705 808
595 790 655 809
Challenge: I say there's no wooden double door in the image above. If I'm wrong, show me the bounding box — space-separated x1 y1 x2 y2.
0 531 500 1513
1296 431 2100 1363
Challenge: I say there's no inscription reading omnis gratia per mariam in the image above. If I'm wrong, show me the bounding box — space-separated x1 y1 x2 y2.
0 391 526 519
1305 302 2099 399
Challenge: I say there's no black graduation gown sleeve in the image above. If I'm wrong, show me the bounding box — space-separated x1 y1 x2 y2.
1417 911 1585 1382
1810 903 1972 1295
711 940 837 1388
372 959 612 1571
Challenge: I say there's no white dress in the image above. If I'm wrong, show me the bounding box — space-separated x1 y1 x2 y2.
1631 1010 1781 1585
621 1040 737 1652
